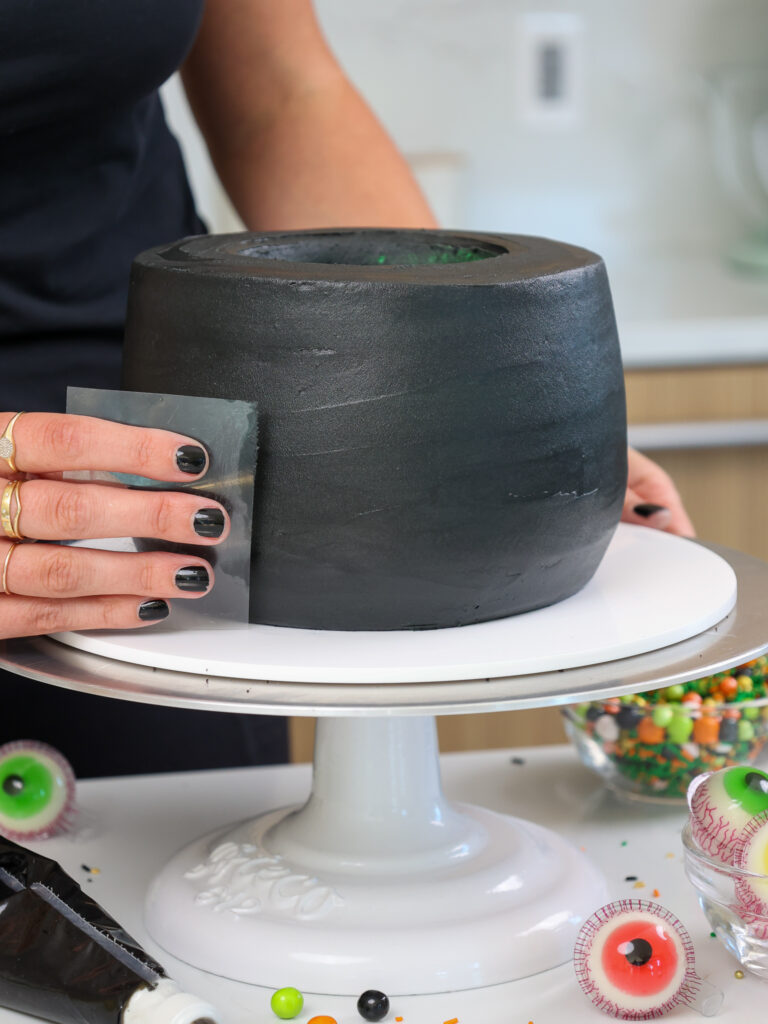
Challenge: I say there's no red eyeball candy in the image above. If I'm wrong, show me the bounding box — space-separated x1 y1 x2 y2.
574 900 701 1019
688 766 768 865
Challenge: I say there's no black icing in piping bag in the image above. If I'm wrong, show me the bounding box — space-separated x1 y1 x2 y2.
0 837 218 1024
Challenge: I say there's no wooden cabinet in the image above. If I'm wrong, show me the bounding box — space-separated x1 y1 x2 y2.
288 364 768 763
625 364 768 562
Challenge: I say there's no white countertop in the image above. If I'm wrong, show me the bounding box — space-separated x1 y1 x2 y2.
3 744 765 1024
609 254 768 369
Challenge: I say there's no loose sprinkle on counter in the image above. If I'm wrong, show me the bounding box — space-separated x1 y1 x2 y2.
624 875 638 882
652 888 660 897
735 970 745 979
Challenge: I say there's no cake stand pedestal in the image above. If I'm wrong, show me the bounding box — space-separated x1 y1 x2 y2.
147 714 605 994
2 531 768 994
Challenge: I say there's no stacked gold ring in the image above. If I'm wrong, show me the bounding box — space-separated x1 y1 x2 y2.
1 543 17 595
0 412 24 473
1 480 24 540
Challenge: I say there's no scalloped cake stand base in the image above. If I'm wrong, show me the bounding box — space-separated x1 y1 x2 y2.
146 716 607 994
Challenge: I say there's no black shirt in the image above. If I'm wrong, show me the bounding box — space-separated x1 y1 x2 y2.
0 0 206 411
0 1 288 774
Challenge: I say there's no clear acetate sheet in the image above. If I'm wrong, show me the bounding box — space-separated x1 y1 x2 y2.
65 387 258 630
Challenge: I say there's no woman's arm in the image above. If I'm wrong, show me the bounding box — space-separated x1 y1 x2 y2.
181 0 436 230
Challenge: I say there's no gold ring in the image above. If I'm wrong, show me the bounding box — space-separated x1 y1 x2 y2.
0 412 25 473
0 480 24 540
1 543 18 595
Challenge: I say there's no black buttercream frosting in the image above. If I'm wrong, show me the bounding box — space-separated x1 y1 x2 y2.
123 229 628 630
0 837 164 1024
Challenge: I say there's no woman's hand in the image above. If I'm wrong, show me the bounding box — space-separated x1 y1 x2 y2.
622 446 695 538
0 412 229 640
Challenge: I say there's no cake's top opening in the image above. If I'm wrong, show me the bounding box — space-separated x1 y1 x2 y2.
239 232 505 267
143 230 601 287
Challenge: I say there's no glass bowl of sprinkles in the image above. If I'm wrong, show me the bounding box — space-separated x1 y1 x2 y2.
562 658 768 803
683 819 768 979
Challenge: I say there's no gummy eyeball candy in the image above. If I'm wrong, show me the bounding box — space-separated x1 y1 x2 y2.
688 766 768 865
732 810 768 930
0 740 75 840
574 900 703 1020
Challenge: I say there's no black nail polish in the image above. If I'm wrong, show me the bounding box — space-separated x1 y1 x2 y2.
175 565 210 592
138 599 170 621
193 508 225 538
176 445 207 475
633 503 668 518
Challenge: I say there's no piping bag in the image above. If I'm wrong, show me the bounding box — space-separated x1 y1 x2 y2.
0 836 218 1024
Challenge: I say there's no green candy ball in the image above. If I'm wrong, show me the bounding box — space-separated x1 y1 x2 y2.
270 988 304 1020
738 720 756 742
652 705 674 728
664 685 686 702
667 715 694 743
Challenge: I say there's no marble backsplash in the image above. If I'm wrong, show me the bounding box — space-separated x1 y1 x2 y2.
163 0 768 265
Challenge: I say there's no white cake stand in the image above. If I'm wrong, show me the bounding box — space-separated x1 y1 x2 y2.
2 527 768 996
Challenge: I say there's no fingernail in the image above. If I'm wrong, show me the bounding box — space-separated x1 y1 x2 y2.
138 599 170 621
176 445 207 475
633 503 669 518
193 508 225 538
175 565 210 592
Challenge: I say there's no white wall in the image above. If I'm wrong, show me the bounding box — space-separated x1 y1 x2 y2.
163 0 768 264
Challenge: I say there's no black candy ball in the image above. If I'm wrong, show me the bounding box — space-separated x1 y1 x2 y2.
616 705 644 730
357 989 389 1022
718 719 738 744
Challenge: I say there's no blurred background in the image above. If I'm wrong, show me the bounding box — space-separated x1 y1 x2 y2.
161 0 768 758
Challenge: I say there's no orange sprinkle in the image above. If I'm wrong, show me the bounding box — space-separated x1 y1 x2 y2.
652 888 660 898
395 1019 403 1022
443 1019 459 1024
307 1017 337 1024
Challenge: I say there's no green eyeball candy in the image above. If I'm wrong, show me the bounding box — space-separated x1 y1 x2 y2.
0 741 76 840
688 766 768 865
270 988 304 1020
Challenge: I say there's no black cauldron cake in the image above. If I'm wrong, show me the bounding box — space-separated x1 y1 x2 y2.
122 229 627 631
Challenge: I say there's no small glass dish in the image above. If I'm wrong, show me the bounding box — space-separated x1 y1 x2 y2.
562 681 768 804
683 820 768 978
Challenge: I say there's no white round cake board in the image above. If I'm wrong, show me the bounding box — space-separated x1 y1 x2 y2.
53 525 737 683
